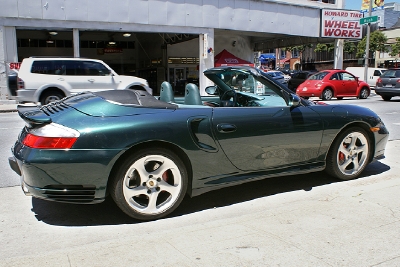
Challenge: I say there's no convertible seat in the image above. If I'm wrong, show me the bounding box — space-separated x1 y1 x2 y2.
184 83 202 105
160 81 175 103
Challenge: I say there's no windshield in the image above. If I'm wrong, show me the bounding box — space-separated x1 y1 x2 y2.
212 69 283 95
308 71 329 80
382 69 400 78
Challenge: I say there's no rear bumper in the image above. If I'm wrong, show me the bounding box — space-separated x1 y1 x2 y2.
16 89 37 103
375 87 400 96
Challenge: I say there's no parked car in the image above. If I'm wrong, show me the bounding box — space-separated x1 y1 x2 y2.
375 68 400 101
264 70 287 84
287 71 314 91
9 66 388 221
296 69 370 100
345 67 387 88
12 57 152 105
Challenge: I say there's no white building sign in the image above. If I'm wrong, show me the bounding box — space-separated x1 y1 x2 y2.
321 9 363 39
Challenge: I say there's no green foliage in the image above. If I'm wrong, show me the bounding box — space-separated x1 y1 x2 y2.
389 37 400 58
284 44 313 53
356 30 388 58
344 42 356 54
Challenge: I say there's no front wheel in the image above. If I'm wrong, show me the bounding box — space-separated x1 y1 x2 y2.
325 127 370 180
321 88 333 100
110 148 188 221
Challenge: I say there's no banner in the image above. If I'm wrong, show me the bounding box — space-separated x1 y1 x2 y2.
361 0 384 12
321 9 362 39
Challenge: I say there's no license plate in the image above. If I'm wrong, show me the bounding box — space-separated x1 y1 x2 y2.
384 84 393 87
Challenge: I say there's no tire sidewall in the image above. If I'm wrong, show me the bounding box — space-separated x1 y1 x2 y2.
110 148 188 221
325 127 370 180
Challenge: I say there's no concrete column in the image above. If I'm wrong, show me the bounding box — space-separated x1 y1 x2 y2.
198 30 214 96
73 29 80 58
333 39 344 70
0 26 18 100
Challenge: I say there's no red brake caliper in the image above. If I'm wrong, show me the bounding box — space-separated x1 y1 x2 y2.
162 171 170 183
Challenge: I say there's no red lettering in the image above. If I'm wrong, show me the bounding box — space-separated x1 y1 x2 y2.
9 62 21 70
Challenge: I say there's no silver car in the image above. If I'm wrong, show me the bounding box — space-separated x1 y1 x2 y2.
375 68 400 101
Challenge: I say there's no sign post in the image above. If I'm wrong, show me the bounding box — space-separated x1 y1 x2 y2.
364 1 373 82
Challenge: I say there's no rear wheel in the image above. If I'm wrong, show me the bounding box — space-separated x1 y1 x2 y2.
325 127 370 180
382 95 392 101
110 148 188 221
40 90 65 105
321 88 333 100
359 87 369 99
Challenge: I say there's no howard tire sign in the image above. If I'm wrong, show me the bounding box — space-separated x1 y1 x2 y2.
321 9 362 39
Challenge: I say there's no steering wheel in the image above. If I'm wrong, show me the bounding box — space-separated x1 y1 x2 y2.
220 89 237 107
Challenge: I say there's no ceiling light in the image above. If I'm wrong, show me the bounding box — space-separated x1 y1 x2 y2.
123 33 131 37
49 31 58 36
108 41 116 45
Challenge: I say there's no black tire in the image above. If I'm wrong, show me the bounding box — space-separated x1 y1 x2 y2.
321 88 333 100
110 148 188 221
359 87 369 99
40 90 65 105
382 96 392 101
325 127 370 180
129 85 144 91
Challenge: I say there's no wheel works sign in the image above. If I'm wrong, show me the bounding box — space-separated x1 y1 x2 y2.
321 9 362 39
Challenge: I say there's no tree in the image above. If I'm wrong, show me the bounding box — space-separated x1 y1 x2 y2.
356 30 388 60
285 44 313 70
389 37 400 65
344 42 356 54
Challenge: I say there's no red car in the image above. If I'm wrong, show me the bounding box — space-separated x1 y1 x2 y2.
296 70 370 100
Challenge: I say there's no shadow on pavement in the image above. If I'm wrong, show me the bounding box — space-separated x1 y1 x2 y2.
31 161 389 226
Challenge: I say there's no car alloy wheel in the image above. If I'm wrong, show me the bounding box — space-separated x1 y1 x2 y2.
325 127 370 180
321 88 333 100
40 90 64 105
359 87 369 99
110 148 187 220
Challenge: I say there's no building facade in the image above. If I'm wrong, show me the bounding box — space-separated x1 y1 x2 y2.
0 0 344 100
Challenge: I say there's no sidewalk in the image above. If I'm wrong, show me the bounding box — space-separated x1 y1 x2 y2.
0 140 399 267
0 100 17 113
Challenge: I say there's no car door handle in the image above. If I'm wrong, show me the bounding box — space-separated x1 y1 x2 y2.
88 79 95 82
217 123 237 133
58 78 64 81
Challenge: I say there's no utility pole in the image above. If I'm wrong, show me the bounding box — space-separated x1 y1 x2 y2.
364 0 373 81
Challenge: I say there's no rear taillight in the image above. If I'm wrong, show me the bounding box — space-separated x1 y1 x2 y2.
377 78 382 83
17 77 25 90
22 123 80 149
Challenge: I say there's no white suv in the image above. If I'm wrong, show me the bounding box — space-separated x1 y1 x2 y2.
15 57 152 105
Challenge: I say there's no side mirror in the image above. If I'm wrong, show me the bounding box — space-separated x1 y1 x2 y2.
289 94 301 107
205 85 218 95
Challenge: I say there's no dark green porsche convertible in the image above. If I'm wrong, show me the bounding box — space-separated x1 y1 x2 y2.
9 66 389 221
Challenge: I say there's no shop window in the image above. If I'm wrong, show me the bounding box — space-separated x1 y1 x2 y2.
56 40 64 47
81 40 89 48
38 40 47 47
20 39 30 47
65 40 73 47
96 41 105 48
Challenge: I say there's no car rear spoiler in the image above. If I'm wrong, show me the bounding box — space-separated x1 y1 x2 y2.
17 105 52 126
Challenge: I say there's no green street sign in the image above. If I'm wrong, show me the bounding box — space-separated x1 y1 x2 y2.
360 16 378 25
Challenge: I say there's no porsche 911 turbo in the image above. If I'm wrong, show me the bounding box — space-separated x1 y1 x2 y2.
9 66 389 221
